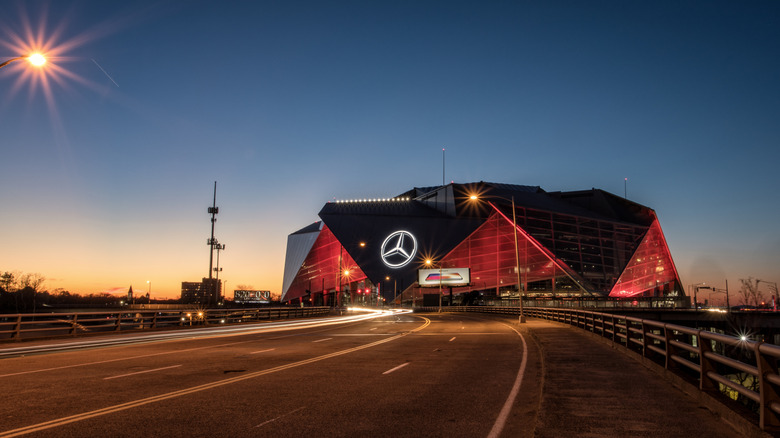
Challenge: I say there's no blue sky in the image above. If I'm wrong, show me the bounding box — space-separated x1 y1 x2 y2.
1 0 778 300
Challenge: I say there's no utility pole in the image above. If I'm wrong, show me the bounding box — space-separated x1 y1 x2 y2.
206 181 224 305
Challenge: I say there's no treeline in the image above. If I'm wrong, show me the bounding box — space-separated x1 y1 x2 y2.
0 270 125 313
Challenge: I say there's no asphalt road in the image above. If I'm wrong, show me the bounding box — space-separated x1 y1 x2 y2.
0 310 748 438
0 310 535 438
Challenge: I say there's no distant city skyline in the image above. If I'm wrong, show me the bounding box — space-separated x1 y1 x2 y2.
1 1 778 301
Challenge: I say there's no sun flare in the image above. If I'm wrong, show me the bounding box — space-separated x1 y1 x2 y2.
28 53 46 66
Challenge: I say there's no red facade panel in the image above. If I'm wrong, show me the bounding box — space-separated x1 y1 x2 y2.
285 225 366 302
609 218 680 298
440 210 574 294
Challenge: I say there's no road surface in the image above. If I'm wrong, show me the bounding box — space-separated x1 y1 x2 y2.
0 310 744 437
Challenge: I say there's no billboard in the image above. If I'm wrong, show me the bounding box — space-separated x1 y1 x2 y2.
234 290 271 304
418 268 470 287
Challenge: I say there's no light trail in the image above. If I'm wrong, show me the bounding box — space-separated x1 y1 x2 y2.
0 309 409 359
0 316 430 437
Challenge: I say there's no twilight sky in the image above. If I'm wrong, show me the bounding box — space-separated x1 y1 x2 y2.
1 0 778 301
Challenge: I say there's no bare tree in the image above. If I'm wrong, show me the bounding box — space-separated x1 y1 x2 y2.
19 273 45 291
0 271 16 292
738 277 764 307
19 273 45 313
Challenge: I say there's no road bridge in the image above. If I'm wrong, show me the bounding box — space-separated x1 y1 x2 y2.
0 311 764 437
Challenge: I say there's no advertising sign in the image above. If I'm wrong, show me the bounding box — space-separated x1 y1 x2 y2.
418 268 470 287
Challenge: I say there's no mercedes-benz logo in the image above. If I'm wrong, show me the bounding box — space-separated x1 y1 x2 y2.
380 230 418 268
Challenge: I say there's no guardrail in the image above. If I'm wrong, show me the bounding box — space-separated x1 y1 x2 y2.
0 307 332 342
419 305 780 432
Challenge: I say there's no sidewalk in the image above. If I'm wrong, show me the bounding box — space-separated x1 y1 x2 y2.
522 319 767 438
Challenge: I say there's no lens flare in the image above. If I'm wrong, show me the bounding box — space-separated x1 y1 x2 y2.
28 53 46 66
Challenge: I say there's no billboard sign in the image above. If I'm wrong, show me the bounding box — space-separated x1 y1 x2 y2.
234 290 271 304
418 268 470 287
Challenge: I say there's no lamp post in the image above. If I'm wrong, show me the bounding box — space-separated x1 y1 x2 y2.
0 54 46 70
425 259 443 313
146 280 151 302
689 283 706 311
698 281 730 314
470 194 525 323
342 269 351 307
386 276 397 307
757 279 779 311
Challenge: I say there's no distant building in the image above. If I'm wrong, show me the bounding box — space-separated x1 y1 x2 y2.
181 278 222 305
281 181 683 306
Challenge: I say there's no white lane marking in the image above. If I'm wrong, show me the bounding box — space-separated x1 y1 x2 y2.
255 407 305 428
249 349 275 355
103 365 182 380
369 327 377 331
449 337 456 342
487 324 528 438
382 362 410 375
312 338 332 343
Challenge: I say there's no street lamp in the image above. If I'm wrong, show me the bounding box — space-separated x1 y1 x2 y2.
470 194 526 323
425 259 443 313
757 279 779 311
146 280 151 302
698 282 730 314
386 276 397 307
689 283 706 311
342 269 351 307
0 53 46 70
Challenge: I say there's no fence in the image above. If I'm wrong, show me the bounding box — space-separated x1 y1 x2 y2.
0 307 332 341
420 305 780 432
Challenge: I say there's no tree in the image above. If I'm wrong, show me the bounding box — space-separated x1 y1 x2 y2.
738 277 765 307
18 273 45 313
0 271 17 292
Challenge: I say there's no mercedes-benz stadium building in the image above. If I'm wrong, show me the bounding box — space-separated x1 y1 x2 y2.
281 182 683 306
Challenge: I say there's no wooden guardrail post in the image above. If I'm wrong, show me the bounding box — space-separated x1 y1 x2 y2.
664 324 677 371
641 321 650 359
624 318 633 349
698 330 718 392
115 313 122 331
152 312 158 329
755 342 780 430
610 315 616 343
69 314 79 336
12 315 22 339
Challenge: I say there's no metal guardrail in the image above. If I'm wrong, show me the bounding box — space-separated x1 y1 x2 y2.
0 307 332 341
420 305 780 432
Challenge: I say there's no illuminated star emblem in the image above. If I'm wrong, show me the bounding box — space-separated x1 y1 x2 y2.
381 230 418 268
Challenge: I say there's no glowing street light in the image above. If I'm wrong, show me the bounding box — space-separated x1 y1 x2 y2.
425 259 444 313
470 194 526 323
0 53 46 70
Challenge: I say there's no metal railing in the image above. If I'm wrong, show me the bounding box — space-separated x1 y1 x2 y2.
420 305 780 432
0 307 332 341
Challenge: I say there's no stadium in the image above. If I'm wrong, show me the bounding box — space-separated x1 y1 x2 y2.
281 182 683 307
